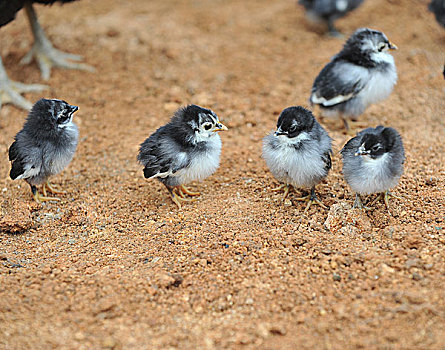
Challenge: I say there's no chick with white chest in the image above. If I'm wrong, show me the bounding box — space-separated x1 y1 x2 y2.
341 125 405 211
310 28 398 131
138 105 228 208
262 106 332 212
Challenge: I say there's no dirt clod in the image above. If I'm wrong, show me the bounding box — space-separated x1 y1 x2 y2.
324 202 372 235
0 200 33 233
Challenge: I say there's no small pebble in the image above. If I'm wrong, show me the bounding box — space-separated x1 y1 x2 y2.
412 273 423 281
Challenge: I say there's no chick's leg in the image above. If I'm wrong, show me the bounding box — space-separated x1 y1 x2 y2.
176 187 199 202
327 19 343 38
353 193 372 210
21 2 95 81
44 181 67 195
294 187 327 213
0 57 48 111
179 185 201 197
341 117 362 135
271 184 290 200
166 186 198 209
31 185 60 203
170 190 182 209
369 191 401 213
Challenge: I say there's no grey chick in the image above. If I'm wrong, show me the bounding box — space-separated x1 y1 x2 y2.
137 105 228 208
341 125 404 212
262 106 332 212
299 0 365 37
310 28 397 131
9 98 79 202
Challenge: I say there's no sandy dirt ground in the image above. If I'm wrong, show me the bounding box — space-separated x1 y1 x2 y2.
0 0 444 348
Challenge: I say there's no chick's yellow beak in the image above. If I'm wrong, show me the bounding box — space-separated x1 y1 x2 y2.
388 42 397 50
213 123 228 132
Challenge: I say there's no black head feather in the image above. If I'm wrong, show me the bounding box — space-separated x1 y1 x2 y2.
337 28 394 67
171 105 217 130
276 106 315 138
25 98 78 134
358 126 400 158
168 104 223 144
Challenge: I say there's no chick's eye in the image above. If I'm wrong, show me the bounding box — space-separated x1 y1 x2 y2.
372 145 380 152
203 123 212 131
57 114 70 124
378 43 386 52
289 125 297 132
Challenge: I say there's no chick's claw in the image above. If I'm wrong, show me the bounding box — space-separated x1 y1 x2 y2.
369 191 401 214
179 185 201 197
33 192 60 203
171 192 182 209
171 188 199 208
43 182 67 195
176 188 199 202
353 194 373 211
271 184 290 200
342 118 362 135
294 188 327 213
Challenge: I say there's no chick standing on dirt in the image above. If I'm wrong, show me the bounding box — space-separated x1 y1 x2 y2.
309 28 398 131
341 125 404 211
9 98 79 202
299 0 365 36
262 106 332 212
137 105 228 208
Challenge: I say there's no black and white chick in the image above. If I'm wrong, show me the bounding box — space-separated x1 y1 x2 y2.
429 0 445 28
137 105 228 208
310 28 398 130
341 126 404 212
262 106 332 212
299 0 365 37
9 98 79 202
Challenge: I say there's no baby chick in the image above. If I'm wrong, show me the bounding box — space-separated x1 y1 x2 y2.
263 106 332 212
341 125 404 211
9 98 79 202
138 105 228 208
310 28 397 130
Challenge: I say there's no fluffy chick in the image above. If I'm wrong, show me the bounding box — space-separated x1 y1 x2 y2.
341 125 404 212
310 28 398 130
262 106 332 212
9 98 79 202
137 105 228 208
